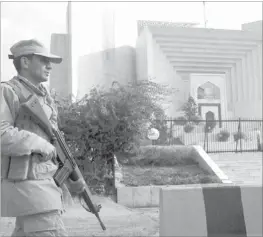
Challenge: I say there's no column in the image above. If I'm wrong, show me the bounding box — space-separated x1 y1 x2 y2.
258 44 262 101
246 51 254 101
251 48 258 101
235 60 243 101
225 70 232 118
146 28 154 78
230 65 238 102
240 56 248 100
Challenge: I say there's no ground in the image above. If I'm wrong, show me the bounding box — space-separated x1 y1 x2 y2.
1 152 261 236
209 152 262 184
0 196 159 237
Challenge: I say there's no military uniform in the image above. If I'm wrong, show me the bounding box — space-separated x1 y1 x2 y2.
1 40 68 236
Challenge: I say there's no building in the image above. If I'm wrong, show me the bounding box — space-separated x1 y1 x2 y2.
136 20 262 119
50 33 72 98
77 46 136 99
75 20 262 119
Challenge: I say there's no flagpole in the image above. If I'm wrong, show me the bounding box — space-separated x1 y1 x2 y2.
203 1 207 28
67 1 73 97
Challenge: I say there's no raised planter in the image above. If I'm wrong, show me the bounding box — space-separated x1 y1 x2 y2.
116 146 232 208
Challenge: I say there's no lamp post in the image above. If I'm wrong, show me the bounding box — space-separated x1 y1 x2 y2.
66 1 73 98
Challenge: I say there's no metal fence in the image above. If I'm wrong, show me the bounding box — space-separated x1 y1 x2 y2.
152 118 263 153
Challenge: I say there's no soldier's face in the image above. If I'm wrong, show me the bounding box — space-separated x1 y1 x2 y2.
27 55 52 82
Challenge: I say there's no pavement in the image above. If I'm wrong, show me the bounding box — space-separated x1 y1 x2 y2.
209 152 262 185
1 152 261 236
0 196 159 237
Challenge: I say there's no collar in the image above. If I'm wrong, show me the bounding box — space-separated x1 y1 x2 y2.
17 75 47 97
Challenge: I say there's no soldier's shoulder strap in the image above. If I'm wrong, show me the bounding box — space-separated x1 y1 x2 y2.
1 77 32 103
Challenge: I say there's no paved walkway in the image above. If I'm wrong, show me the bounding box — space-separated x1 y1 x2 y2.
209 152 262 185
1 152 261 236
0 197 159 237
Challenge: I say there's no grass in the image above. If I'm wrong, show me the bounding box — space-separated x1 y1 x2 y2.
118 145 222 186
119 145 196 166
121 165 221 186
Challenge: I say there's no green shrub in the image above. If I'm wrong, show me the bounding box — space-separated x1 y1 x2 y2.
190 115 203 125
181 96 198 120
170 136 184 145
233 131 246 142
51 79 174 194
184 123 195 133
173 116 187 125
216 130 230 142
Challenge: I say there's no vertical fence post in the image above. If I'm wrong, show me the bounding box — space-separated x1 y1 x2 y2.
169 117 173 146
112 153 116 199
239 118 242 153
235 119 240 153
203 117 208 152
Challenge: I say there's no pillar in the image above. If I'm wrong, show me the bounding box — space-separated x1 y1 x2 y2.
50 33 72 98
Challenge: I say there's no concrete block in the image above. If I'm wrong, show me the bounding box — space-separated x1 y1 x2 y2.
117 187 133 207
160 184 262 237
240 185 262 237
150 186 161 206
160 185 207 236
133 186 151 207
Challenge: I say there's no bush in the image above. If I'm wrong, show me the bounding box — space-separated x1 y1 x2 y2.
216 130 230 142
51 79 174 194
190 115 203 125
181 96 198 120
184 123 195 133
170 136 184 145
233 131 247 142
173 116 187 125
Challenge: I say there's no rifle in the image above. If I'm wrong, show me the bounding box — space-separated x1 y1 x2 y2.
21 94 106 231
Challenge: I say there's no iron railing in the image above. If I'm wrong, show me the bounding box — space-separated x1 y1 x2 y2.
152 118 263 153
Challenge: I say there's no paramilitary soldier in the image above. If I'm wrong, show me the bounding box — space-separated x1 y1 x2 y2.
1 39 84 236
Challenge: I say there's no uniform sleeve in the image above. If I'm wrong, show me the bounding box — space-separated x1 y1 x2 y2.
1 83 52 157
42 84 59 129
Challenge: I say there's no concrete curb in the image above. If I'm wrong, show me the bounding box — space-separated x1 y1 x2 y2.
117 146 233 207
192 145 232 184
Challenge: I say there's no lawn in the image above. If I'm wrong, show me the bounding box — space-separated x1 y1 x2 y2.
121 165 221 186
117 145 222 187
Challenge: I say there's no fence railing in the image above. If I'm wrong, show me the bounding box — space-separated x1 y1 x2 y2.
152 118 263 153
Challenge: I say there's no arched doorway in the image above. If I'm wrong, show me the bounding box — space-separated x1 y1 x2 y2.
205 111 217 132
206 111 215 120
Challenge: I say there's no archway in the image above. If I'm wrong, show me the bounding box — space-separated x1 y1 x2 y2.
206 111 215 120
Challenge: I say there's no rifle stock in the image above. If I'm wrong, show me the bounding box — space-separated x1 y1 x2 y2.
21 94 106 231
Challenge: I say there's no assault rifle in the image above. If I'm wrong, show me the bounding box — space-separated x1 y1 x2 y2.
21 94 106 231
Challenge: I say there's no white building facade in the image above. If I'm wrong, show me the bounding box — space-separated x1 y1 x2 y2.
136 20 262 119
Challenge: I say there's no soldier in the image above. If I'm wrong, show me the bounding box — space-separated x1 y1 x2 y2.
1 39 82 236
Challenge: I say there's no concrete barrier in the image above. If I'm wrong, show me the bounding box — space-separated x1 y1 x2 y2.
160 184 262 237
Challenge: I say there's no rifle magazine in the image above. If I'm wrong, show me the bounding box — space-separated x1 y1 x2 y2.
53 166 71 187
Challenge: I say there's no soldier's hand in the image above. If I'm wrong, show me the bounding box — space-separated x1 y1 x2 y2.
66 177 86 194
32 141 57 162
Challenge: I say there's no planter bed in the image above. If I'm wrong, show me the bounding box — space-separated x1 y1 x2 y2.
121 164 221 187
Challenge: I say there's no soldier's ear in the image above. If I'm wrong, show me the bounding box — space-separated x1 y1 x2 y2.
20 56 31 69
